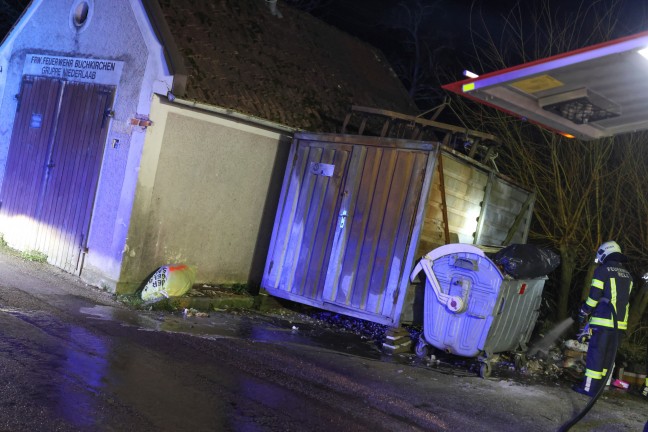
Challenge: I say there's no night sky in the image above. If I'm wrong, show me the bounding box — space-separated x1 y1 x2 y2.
2 0 648 108
314 0 648 75
297 0 648 110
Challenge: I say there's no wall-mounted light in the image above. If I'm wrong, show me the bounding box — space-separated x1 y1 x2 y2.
463 70 479 79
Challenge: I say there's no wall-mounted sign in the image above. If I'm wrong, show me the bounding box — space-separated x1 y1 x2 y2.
310 162 335 177
23 54 124 85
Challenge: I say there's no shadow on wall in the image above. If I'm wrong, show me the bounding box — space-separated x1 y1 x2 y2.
247 136 292 295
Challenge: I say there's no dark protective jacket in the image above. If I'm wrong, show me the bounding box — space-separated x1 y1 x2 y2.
582 255 633 330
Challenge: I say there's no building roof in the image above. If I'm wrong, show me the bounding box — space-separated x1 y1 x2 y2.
155 0 417 132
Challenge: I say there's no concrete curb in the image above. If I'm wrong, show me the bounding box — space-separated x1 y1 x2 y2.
168 294 255 311
167 289 287 312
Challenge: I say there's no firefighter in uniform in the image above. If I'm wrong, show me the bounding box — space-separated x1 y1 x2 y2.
572 241 634 397
643 341 648 399
644 357 648 398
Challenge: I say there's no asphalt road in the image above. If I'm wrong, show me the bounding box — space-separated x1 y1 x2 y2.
0 249 644 431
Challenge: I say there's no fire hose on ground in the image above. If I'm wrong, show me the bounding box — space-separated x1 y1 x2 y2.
559 298 618 432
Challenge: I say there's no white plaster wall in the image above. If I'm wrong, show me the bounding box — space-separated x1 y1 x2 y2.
118 96 293 293
0 0 174 290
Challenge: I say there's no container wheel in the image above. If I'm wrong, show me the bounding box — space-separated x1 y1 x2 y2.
514 354 527 371
414 338 429 358
479 362 491 378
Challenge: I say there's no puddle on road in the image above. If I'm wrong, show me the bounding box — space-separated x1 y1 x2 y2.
77 306 505 376
79 305 384 360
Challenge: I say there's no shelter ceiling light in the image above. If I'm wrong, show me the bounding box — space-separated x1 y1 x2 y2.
638 47 648 60
539 88 620 125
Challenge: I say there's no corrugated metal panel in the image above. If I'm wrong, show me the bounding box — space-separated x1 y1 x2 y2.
483 278 545 354
263 133 437 325
265 139 352 300
0 76 113 273
323 147 428 319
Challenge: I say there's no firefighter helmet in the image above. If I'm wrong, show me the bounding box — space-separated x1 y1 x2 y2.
595 241 621 264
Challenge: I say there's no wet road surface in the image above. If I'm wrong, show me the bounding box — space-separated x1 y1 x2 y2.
0 251 645 431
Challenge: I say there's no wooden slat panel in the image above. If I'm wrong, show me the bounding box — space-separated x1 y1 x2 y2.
35 81 112 272
416 162 445 257
0 77 61 250
417 150 537 258
478 177 533 246
0 77 112 274
59 84 111 271
35 81 86 266
50 83 93 267
75 88 113 267
425 153 487 245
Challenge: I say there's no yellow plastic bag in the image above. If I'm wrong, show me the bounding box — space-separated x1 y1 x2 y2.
141 264 196 302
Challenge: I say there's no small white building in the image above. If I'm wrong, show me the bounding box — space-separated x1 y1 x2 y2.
0 0 416 293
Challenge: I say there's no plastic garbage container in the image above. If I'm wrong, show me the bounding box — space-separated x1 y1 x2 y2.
410 244 546 377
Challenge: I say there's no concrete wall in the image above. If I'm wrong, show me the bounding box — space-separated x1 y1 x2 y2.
117 95 293 293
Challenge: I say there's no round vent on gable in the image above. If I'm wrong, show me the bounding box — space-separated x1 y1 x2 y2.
70 0 93 31
73 3 88 26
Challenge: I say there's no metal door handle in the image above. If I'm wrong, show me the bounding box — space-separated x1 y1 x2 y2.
339 210 348 228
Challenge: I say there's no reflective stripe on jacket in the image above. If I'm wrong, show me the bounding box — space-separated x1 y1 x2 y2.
583 259 633 330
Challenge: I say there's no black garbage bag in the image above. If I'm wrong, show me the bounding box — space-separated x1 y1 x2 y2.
493 244 560 278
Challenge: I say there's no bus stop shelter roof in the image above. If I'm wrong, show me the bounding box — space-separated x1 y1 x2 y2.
442 31 648 140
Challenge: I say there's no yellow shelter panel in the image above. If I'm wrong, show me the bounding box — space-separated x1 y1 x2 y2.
510 75 564 94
